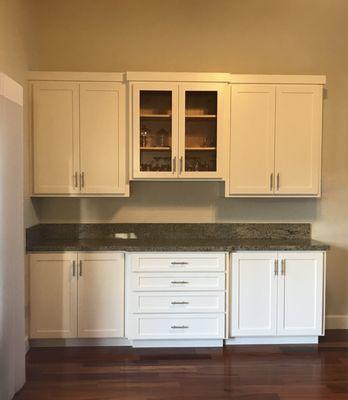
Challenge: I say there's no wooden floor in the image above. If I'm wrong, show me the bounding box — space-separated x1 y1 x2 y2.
14 330 348 400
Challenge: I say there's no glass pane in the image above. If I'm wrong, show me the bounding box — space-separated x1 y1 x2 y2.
185 91 217 172
139 91 172 172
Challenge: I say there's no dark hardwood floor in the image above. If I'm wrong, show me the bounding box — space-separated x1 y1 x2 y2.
14 330 348 400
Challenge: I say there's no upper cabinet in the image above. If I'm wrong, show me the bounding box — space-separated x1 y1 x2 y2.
131 80 227 180
31 77 128 196
227 83 323 197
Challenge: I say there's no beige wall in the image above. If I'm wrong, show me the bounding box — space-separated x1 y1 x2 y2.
28 0 348 320
0 0 38 229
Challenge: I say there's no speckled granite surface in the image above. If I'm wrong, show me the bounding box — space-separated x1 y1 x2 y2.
26 223 329 252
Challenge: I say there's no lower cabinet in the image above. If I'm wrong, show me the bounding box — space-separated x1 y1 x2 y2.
230 251 325 338
29 252 124 339
126 252 227 341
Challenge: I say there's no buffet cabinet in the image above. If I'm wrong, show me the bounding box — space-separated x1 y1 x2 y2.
29 252 124 339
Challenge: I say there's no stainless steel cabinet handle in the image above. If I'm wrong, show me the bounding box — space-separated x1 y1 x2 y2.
79 260 82 276
171 281 189 284
274 259 278 276
281 259 286 275
171 325 189 329
173 156 176 173
74 172 78 188
80 172 85 189
171 261 189 265
179 156 183 174
276 173 280 191
270 173 273 191
72 260 76 276
171 301 189 305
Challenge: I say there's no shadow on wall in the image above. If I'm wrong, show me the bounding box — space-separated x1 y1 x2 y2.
32 181 320 223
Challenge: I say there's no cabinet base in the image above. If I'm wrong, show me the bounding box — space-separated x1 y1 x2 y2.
225 336 319 345
30 337 131 347
130 339 224 348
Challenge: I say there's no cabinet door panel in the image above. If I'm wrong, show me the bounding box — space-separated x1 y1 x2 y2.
229 85 275 195
132 83 179 179
277 252 324 336
231 252 278 336
80 83 126 194
275 85 322 195
33 82 79 194
30 253 77 338
77 253 124 338
179 83 226 179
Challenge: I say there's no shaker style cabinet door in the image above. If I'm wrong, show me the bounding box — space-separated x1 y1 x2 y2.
231 252 278 336
29 253 78 339
274 85 322 195
178 83 226 179
229 85 276 195
79 83 126 194
32 82 79 194
132 83 179 179
77 252 124 338
277 252 324 336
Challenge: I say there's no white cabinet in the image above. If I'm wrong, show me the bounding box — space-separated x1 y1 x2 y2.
77 252 124 338
29 252 124 339
131 82 226 180
228 84 322 197
33 82 79 194
230 252 278 336
32 80 127 196
231 251 325 338
126 252 227 341
29 253 77 338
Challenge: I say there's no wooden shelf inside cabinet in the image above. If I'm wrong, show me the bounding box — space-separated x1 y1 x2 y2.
185 115 217 119
140 114 172 118
185 147 216 151
140 147 171 151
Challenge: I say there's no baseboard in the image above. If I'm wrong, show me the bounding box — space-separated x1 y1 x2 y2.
326 315 348 329
29 337 131 347
225 336 319 345
130 339 224 348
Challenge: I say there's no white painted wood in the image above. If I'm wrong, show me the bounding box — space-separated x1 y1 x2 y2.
77 252 124 338
225 336 319 345
32 82 79 194
132 82 179 179
28 71 124 82
79 82 126 194
0 72 23 105
228 75 326 85
128 313 225 339
130 252 226 272
131 339 223 348
274 85 322 195
29 253 77 339
130 292 225 314
131 272 225 292
178 83 226 179
277 252 324 336
230 252 278 336
229 85 276 195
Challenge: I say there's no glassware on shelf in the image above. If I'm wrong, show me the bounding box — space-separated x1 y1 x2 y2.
140 126 149 147
156 128 169 147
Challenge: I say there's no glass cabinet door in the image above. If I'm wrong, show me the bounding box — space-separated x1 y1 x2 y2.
179 84 225 178
132 84 178 178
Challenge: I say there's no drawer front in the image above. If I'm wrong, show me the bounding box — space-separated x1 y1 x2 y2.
131 273 225 291
129 313 225 339
130 291 225 314
130 253 226 272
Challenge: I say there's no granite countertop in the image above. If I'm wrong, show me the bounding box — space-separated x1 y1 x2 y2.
26 224 329 252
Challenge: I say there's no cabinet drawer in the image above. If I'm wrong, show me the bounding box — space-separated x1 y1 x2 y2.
130 291 225 314
129 313 224 339
130 253 226 272
131 273 225 291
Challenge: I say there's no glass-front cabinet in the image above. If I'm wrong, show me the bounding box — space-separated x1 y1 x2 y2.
132 82 226 179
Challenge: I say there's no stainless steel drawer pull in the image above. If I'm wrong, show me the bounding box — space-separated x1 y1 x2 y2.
171 262 189 265
171 325 189 329
171 301 189 305
79 260 83 276
171 281 189 284
72 260 76 276
274 259 278 276
74 172 78 188
281 259 286 275
270 173 273 191
276 173 280 191
173 156 176 173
